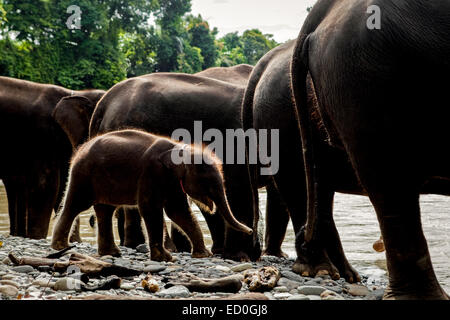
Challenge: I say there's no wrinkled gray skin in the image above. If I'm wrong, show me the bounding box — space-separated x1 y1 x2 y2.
242 39 450 284
88 65 262 261
0 76 104 239
292 0 449 299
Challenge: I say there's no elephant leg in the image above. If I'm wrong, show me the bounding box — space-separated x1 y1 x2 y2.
200 208 224 255
164 194 211 258
94 204 121 257
3 177 25 236
222 166 260 262
51 181 92 250
138 200 172 262
116 208 125 246
170 223 192 253
263 182 289 258
122 207 146 248
292 185 360 283
69 216 83 243
164 221 178 252
26 170 59 239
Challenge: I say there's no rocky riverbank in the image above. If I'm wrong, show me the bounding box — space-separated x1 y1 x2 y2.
0 234 387 301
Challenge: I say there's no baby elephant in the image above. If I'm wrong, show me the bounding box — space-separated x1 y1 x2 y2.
51 129 252 261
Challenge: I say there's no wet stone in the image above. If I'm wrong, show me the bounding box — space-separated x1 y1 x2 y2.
231 263 253 272
136 244 149 254
281 271 304 283
297 286 327 296
12 265 35 274
156 285 190 298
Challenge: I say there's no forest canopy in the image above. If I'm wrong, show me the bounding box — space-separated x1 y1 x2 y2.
0 0 280 89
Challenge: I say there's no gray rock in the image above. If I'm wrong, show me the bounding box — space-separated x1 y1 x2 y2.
144 264 167 273
323 285 343 294
273 286 289 293
0 280 20 288
365 289 385 300
274 292 292 299
12 265 35 273
0 285 18 297
307 295 322 301
156 285 190 298
120 283 135 290
215 265 232 273
231 263 253 272
345 284 370 297
278 277 303 290
136 244 149 254
281 271 304 283
37 266 52 273
287 294 310 301
53 277 83 292
320 289 345 300
297 285 327 296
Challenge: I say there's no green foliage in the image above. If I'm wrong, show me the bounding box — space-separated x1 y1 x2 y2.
185 14 218 70
0 0 281 89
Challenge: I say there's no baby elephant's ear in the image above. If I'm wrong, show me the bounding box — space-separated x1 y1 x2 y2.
158 148 186 179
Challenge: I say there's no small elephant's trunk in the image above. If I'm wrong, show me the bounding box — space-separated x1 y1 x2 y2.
215 193 253 235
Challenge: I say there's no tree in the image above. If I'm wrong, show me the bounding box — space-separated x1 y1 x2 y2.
153 0 192 72
241 29 277 65
185 14 218 69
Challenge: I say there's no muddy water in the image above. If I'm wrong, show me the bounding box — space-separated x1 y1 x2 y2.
0 182 449 292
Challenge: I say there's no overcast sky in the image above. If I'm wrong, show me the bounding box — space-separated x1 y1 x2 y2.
191 0 316 43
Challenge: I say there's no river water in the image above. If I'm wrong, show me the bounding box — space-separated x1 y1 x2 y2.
0 182 449 292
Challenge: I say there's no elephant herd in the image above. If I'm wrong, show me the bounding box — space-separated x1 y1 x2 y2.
0 0 449 300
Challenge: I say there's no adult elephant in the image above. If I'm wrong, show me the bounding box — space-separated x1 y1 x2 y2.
88 65 262 261
0 76 105 239
291 0 449 299
242 39 450 283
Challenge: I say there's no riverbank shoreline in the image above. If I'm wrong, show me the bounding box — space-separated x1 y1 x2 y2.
0 234 387 301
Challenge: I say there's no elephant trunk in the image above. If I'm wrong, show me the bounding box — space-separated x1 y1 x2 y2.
214 191 253 235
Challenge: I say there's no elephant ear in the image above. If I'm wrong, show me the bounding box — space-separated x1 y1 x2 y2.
52 96 94 149
158 147 188 180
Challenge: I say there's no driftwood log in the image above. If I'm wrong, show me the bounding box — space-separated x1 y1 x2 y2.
8 251 142 277
166 274 244 293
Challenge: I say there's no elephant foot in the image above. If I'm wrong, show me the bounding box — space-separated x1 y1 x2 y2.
211 245 224 255
192 248 213 259
293 227 360 283
262 248 289 259
223 250 252 262
151 246 173 262
98 245 122 257
51 238 70 251
383 285 449 300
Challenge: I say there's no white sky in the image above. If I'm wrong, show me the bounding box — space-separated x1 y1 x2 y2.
191 0 317 43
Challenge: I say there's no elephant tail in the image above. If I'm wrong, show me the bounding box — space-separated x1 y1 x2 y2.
290 33 318 242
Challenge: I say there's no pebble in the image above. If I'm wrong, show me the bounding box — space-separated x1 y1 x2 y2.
0 280 20 288
287 294 310 300
12 265 35 273
345 284 370 297
297 285 327 296
280 271 304 283
136 244 149 254
215 265 232 273
273 286 289 293
120 283 135 290
53 277 84 292
0 285 18 297
143 265 167 274
273 292 292 299
156 285 190 298
320 289 345 300
278 277 303 290
231 263 253 272
307 295 322 301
